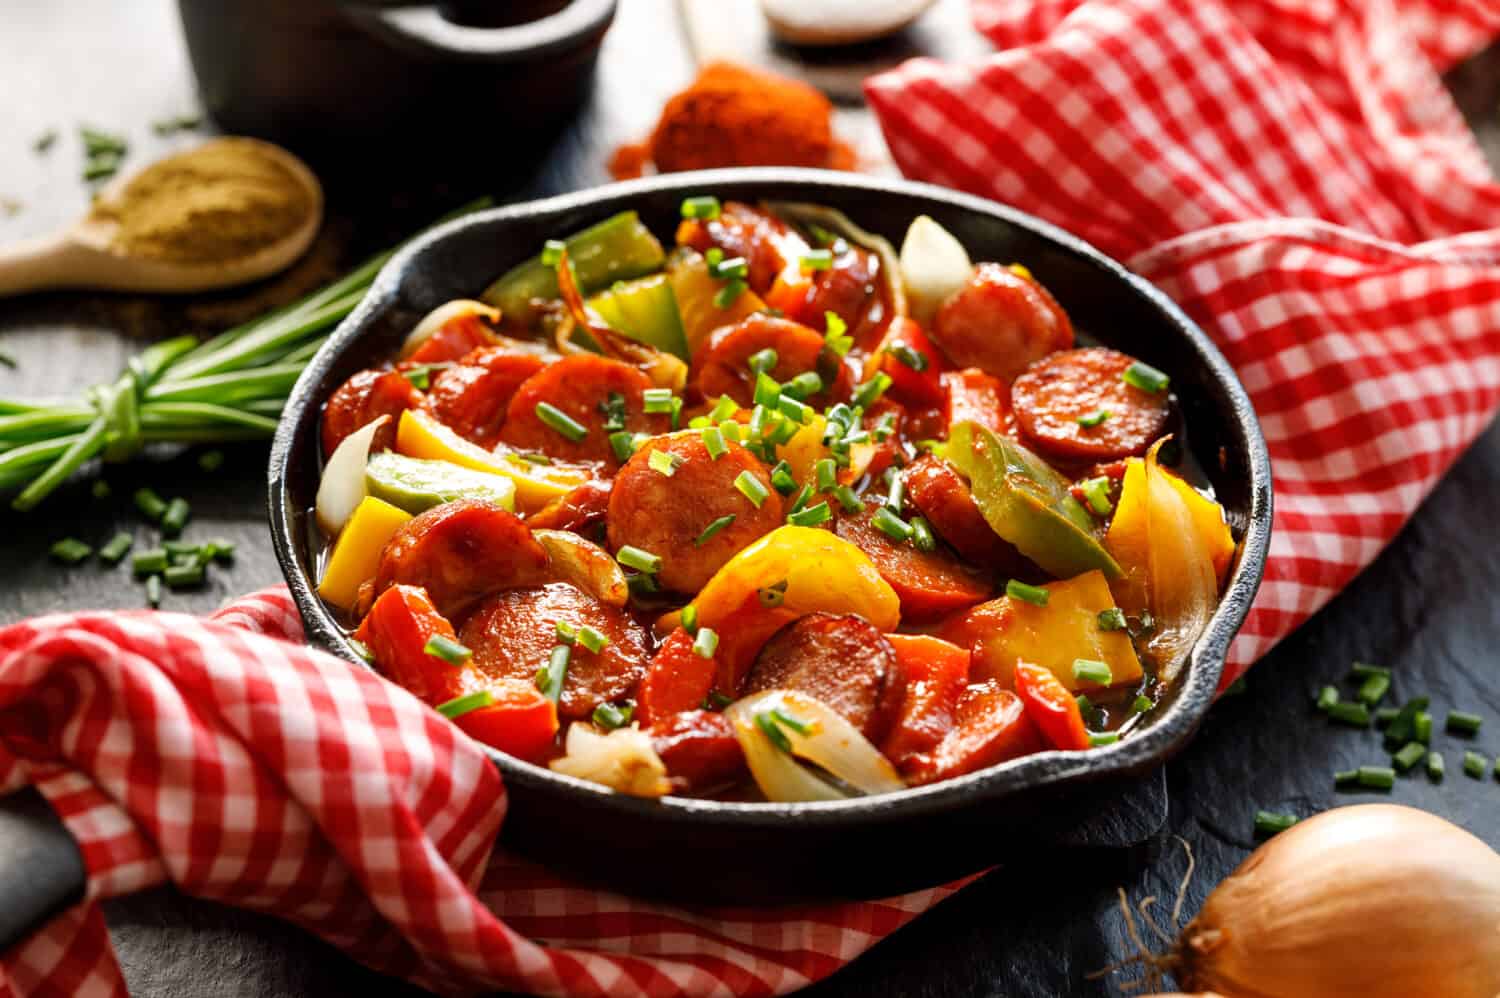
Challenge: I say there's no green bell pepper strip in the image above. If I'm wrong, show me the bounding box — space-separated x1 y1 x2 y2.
587 273 690 360
947 421 1122 580
364 452 517 514
482 211 666 323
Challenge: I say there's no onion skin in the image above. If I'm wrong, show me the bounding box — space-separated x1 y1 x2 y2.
1178 805 1500 998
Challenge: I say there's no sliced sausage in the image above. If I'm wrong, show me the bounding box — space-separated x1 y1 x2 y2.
637 628 717 726
905 453 1031 574
931 263 1073 383
690 314 852 410
833 496 992 621
1010 347 1169 461
460 582 649 721
607 432 784 593
321 368 422 456
942 367 1012 437
678 201 810 294
499 353 667 465
405 310 500 365
649 710 747 793
374 499 549 620
742 612 900 740
905 681 1042 786
527 478 612 533
419 348 547 446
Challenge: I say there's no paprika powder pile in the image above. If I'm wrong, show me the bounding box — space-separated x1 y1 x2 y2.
610 62 856 179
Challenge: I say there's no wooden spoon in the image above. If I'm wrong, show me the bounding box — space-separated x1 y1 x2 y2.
0 139 323 298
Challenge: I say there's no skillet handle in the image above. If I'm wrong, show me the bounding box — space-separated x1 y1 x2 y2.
0 788 87 954
339 0 616 61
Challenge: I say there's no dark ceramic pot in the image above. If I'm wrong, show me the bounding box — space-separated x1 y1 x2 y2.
265 169 1273 904
175 0 616 154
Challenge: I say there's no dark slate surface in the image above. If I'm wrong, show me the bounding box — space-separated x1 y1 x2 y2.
2 1 1498 995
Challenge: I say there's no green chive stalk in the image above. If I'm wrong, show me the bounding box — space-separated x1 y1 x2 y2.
0 197 493 511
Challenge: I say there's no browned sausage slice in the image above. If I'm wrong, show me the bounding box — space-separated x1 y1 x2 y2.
321 368 422 457
607 432 784 593
905 453 1031 575
419 348 548 447
832 496 993 621
690 314 852 410
499 353 667 465
648 710 747 793
742 612 900 741
374 499 549 620
931 263 1073 383
1010 347 1170 461
460 582 649 721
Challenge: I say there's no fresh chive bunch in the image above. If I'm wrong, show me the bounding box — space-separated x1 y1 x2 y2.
0 198 492 512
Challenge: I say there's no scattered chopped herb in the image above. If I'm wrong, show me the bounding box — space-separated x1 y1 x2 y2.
783 372 823 401
648 448 683 477
134 487 168 522
599 391 627 432
1078 409 1110 428
163 557 205 588
787 501 831 527
734 470 770 508
1414 711 1433 745
1089 732 1120 747
1392 741 1426 772
799 249 833 272
832 484 862 514
197 449 225 472
1131 695 1155 714
680 196 721 220
885 342 929 372
786 482 814 517
693 627 719 658
1080 477 1113 516
851 372 893 409
577 625 610 654
1098 608 1128 632
1315 685 1339 711
681 604 699 633
1327 701 1371 727
438 690 494 720
592 702 634 730
1447 710 1484 736
49 537 92 564
91 480 112 500
535 402 587 442
1350 662 1391 682
909 515 937 553
1006 579 1049 606
642 387 675 414
424 635 472 667
98 531 133 565
1428 752 1445 782
1357 672 1391 707
823 311 852 357
1356 765 1395 791
1463 750 1488 779
132 549 168 576
1072 659 1113 686
748 348 779 375
714 279 747 309
710 256 748 280
758 579 788 608
144 574 162 608
616 545 663 575
536 645 571 702
1122 360 1170 394
1253 811 1298 838
160 497 191 537
609 430 638 463
871 506 913 542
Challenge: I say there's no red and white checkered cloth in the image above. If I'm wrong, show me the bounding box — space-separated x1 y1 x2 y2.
6 0 1500 994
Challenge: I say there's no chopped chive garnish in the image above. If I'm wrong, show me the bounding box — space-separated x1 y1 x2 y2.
1006 579 1049 606
50 538 92 564
616 545 663 574
626 573 658 596
711 256 748 280
767 460 797 495
535 402 587 442
693 627 719 658
1357 766 1396 790
522 451 552 466
787 501 831 527
700 426 727 460
706 248 724 268
403 366 432 390
885 341 929 372
1334 768 1360 788
648 449 683 477
783 372 823 401
758 579 788 607
735 470 770 508
134 487 168 522
1385 696 1429 744
1327 701 1371 727
851 372 893 409
681 604 699 633
823 311 852 357
161 497 189 537
871 506 913 542
714 279 747 308
1375 706 1399 726
755 710 794 753
1350 662 1391 681
885 472 905 513
777 395 812 424
1073 659 1113 686
1089 732 1120 747
1357 673 1391 707
599 392 627 432
1315 685 1339 711
1131 695 1155 714
1078 409 1111 428
1075 694 1096 723
541 239 566 266
91 480 111 500
748 348 778 375
1464 750 1488 779
1414 711 1433 744
163 558 205 588
144 573 163 608
1098 608 1128 632
909 515 937 552
680 195 721 220
832 484 862 514
1428 752 1445 781
753 371 782 409
556 621 578 644
1447 710 1484 735
132 549 168 576
348 638 375 663
198 450 225 472
1080 477 1113 516
1253 811 1298 837
424 634 472 666
708 395 738 422
609 431 642 462
438 690 494 720
642 388 675 414
770 707 812 735
1122 360 1170 394
799 249 833 271
873 411 898 441
577 625 610 654
786 483 813 517
814 457 837 492
98 531 133 565
1392 741 1426 772
592 702 634 730
537 644 571 702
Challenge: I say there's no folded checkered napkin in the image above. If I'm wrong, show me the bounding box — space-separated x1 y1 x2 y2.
6 0 1500 993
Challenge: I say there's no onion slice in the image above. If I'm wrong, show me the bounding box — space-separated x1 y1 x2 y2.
399 300 501 360
726 690 904 802
315 414 388 535
899 215 972 324
549 724 670 798
532 529 629 608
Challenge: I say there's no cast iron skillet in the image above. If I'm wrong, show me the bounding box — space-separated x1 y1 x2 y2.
267 169 1272 902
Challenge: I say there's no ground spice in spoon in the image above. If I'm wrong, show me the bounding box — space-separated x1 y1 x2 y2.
610 62 856 179
91 137 315 264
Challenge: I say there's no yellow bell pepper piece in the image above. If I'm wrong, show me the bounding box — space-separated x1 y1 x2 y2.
969 570 1143 692
1105 458 1235 616
395 409 592 516
667 250 768 356
773 414 877 501
318 496 411 610
663 525 900 635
